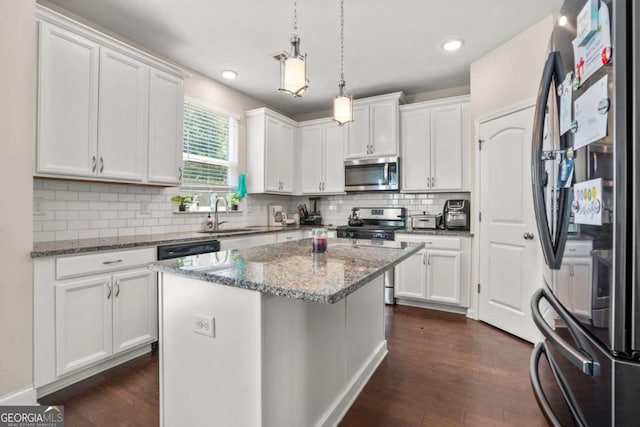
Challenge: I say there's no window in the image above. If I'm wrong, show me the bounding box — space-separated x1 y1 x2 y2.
182 100 238 189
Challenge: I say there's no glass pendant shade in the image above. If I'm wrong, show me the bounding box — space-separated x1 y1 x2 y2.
333 80 353 125
276 35 308 97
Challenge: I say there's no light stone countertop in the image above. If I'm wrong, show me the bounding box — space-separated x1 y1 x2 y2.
397 229 473 237
30 225 335 258
149 238 424 304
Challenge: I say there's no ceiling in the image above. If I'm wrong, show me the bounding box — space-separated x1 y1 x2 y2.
46 0 562 116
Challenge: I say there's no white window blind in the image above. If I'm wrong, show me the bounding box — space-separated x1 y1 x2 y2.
182 101 238 189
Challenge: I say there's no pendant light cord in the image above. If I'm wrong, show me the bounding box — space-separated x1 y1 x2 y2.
340 0 345 81
293 0 298 35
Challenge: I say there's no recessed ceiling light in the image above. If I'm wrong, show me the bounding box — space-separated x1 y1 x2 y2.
442 39 464 52
221 70 238 80
558 15 568 27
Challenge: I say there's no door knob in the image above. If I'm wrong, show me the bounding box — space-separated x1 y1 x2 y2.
523 232 535 240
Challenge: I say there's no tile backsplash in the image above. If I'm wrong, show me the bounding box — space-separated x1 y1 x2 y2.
293 192 470 227
33 179 291 242
33 178 469 242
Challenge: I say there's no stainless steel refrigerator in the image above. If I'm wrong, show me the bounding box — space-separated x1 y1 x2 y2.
529 0 640 425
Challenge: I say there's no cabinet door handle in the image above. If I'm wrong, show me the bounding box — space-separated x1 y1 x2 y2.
107 283 112 299
423 253 426 265
427 254 431 265
91 155 97 172
432 177 435 187
115 280 120 297
99 157 104 173
322 182 325 191
319 182 322 191
427 177 431 188
103 259 123 265
178 166 183 180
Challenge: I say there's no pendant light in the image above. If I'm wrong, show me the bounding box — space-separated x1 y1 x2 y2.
274 0 308 97
333 0 353 125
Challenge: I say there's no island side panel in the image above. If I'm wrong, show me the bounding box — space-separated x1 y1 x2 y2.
261 294 347 427
346 275 386 382
261 275 387 427
159 274 262 427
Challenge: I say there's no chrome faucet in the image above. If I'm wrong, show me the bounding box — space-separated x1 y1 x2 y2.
213 197 228 231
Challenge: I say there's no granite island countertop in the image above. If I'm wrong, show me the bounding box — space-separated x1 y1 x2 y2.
149 238 424 304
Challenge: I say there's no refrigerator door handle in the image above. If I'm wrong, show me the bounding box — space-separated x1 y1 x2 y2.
531 51 572 270
530 341 588 427
531 288 599 376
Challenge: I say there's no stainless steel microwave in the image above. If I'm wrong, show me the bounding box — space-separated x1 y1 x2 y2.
344 156 399 192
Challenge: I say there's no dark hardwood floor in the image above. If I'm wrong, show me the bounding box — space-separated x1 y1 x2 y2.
39 306 547 426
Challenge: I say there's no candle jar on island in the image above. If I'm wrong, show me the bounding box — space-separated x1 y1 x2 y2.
311 228 327 253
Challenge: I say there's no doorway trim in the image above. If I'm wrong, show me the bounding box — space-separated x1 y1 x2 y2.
469 98 537 321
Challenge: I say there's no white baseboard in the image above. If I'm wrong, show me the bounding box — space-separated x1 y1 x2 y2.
0 385 38 405
396 298 468 315
318 340 388 427
36 345 152 398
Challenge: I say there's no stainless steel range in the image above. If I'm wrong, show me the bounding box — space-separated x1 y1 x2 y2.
336 207 406 304
336 207 406 240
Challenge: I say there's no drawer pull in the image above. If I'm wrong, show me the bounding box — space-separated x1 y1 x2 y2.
103 259 123 265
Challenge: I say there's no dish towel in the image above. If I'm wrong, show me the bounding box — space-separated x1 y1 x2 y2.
237 173 247 198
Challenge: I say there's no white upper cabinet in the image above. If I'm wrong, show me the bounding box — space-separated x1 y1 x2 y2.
299 119 346 195
98 48 148 182
345 105 370 158
36 6 187 185
246 108 296 194
300 125 324 193
344 93 405 159
148 70 184 185
400 96 470 192
323 121 346 193
37 22 99 177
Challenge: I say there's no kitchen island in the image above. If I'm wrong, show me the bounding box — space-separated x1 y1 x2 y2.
150 238 423 427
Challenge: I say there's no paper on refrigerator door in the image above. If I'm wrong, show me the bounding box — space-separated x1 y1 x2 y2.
573 74 609 150
572 1 611 86
559 72 573 135
572 178 603 225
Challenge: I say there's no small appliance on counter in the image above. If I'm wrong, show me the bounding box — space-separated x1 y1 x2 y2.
410 212 443 230
348 208 364 226
268 205 288 227
443 199 470 230
298 197 323 225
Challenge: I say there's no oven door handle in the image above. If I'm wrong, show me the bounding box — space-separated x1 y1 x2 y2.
530 341 588 427
531 288 597 376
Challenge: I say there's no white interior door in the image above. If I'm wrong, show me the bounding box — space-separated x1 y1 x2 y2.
478 106 539 343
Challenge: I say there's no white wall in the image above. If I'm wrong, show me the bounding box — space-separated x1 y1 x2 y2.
0 0 36 398
470 15 555 120
467 14 555 320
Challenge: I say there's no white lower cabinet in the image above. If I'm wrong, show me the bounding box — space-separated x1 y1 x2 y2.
55 275 113 376
35 247 157 393
394 234 470 310
555 240 593 320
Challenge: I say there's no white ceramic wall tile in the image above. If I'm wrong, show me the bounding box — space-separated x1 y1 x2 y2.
33 178 470 242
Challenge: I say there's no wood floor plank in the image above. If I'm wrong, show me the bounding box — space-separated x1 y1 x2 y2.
38 306 547 426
